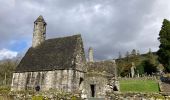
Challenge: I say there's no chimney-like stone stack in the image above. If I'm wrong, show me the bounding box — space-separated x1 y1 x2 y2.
88 47 94 62
32 15 47 48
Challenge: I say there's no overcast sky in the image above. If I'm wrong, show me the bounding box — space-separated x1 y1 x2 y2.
0 0 170 60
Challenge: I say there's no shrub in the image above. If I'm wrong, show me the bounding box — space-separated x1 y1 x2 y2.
0 86 10 94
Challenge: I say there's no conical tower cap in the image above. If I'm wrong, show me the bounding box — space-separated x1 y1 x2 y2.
34 15 46 24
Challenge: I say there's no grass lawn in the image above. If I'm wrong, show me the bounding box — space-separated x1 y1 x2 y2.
120 79 159 93
32 96 45 100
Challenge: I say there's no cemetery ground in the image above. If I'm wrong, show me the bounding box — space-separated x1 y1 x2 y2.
0 78 169 100
119 78 159 93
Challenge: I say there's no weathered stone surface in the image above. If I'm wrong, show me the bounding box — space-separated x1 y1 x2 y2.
11 70 85 92
11 16 118 99
16 34 86 73
84 75 108 98
32 15 46 48
88 47 94 62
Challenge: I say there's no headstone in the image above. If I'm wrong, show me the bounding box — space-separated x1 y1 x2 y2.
137 70 140 77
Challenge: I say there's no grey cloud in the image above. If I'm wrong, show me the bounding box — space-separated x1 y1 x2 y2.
0 0 170 60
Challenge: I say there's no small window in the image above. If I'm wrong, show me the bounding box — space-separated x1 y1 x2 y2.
79 77 84 86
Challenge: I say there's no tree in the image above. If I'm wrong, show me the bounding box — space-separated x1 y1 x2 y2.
118 52 122 59
137 50 140 55
131 49 136 56
147 49 156 65
143 60 157 75
0 59 18 85
157 19 170 72
136 62 144 75
125 51 130 61
143 50 157 75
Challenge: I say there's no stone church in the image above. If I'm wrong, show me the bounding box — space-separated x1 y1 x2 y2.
11 16 119 98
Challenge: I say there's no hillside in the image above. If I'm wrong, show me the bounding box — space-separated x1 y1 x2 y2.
116 51 160 77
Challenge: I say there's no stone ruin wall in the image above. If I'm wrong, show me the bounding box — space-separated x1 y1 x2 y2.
74 36 86 72
11 70 84 92
84 75 108 98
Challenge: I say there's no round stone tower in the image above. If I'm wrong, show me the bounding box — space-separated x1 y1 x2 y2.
88 47 94 62
32 15 47 48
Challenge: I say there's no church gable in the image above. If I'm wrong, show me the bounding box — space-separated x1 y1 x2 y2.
73 35 86 72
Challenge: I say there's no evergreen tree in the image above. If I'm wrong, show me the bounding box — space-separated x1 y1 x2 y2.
144 49 157 75
118 52 122 59
137 50 140 55
157 19 170 72
147 49 156 65
136 62 145 75
131 49 136 56
125 51 130 61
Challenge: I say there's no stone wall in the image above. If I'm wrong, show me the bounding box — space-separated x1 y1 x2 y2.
119 76 158 81
106 92 170 100
11 70 84 92
74 35 86 72
2 92 170 100
83 74 108 98
159 76 170 93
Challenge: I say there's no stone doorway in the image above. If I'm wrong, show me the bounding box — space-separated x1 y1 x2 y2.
90 84 95 97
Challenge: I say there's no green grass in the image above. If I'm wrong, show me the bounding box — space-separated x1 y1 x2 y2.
0 86 10 94
32 96 44 100
120 79 159 93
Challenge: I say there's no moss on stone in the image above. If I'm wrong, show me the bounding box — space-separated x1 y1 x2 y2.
32 95 44 100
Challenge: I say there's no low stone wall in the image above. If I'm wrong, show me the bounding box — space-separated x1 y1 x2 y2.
2 91 81 100
1 92 170 100
106 92 170 100
119 76 159 81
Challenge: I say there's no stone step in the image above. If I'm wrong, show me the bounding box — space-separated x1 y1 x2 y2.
160 82 170 92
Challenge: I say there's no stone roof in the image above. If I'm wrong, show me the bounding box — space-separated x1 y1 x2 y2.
34 15 46 24
86 60 116 75
15 34 84 72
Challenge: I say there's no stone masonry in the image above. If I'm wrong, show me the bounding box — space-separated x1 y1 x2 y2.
11 15 119 98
